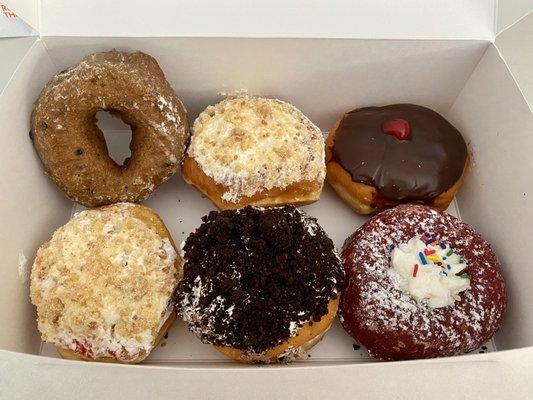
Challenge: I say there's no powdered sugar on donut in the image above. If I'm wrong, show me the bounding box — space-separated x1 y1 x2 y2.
340 204 506 360
36 51 187 158
31 51 189 206
188 96 325 202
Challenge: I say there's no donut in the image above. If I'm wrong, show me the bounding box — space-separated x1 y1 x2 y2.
182 96 325 209
30 50 189 207
29 203 181 363
325 104 469 214
339 204 506 361
177 206 344 363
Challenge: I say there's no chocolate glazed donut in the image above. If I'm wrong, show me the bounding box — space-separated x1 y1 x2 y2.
31 50 189 207
325 104 469 214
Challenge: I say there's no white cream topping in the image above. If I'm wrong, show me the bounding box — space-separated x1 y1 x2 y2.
390 235 470 308
30 204 180 361
188 96 325 202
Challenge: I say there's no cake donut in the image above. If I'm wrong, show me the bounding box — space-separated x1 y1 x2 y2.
30 203 181 363
339 204 506 361
177 206 344 363
31 50 189 207
325 104 469 214
182 96 326 209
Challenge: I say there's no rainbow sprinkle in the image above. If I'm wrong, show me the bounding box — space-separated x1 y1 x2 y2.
419 252 428 265
424 248 436 256
424 236 435 245
426 254 441 263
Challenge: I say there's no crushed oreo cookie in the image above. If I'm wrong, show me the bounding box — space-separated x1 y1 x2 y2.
177 206 344 355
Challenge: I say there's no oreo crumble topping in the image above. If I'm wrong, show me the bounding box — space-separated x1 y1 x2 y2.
176 206 344 355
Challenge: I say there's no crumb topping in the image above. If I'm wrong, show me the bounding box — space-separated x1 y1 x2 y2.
30 203 179 361
188 96 325 202
177 206 344 355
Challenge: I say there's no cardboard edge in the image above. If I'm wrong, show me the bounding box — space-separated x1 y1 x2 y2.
37 0 496 40
1 347 533 398
494 12 533 112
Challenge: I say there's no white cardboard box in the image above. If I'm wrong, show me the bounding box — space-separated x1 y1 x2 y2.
1 1 533 398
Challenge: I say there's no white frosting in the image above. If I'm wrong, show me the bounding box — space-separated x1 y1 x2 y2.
30 204 180 361
390 235 470 308
188 96 325 202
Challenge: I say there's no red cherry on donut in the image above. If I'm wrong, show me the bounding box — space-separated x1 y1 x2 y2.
382 118 411 140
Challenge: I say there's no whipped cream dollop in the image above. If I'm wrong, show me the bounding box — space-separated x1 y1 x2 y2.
390 234 470 308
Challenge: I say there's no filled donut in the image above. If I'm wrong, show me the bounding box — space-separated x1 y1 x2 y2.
182 96 326 209
177 206 344 363
30 203 181 363
325 104 469 214
31 50 189 207
339 204 506 361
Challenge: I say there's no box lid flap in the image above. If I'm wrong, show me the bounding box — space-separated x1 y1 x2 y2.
497 0 533 34
0 0 38 34
496 12 533 110
36 0 496 40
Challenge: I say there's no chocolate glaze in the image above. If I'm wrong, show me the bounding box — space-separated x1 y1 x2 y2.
331 104 467 204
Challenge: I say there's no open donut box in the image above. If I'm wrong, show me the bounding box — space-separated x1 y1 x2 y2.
1 1 532 398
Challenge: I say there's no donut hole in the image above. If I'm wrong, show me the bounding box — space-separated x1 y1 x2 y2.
95 111 133 166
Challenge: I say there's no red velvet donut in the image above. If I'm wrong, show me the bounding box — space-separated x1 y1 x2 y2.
339 204 507 360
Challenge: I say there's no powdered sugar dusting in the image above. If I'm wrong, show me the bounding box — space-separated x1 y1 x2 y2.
340 204 506 360
31 51 189 206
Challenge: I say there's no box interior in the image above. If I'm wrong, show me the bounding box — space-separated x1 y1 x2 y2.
1 35 531 366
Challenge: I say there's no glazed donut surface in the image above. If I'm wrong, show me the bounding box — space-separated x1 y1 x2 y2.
326 104 468 214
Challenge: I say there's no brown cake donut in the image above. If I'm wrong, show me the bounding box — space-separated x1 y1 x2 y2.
177 206 344 363
30 203 181 363
325 104 469 214
31 50 189 207
339 204 506 361
182 96 325 209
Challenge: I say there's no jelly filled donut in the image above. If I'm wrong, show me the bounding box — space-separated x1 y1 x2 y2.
30 203 181 363
325 104 469 214
340 204 506 361
31 50 189 207
182 96 326 209
178 206 344 363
